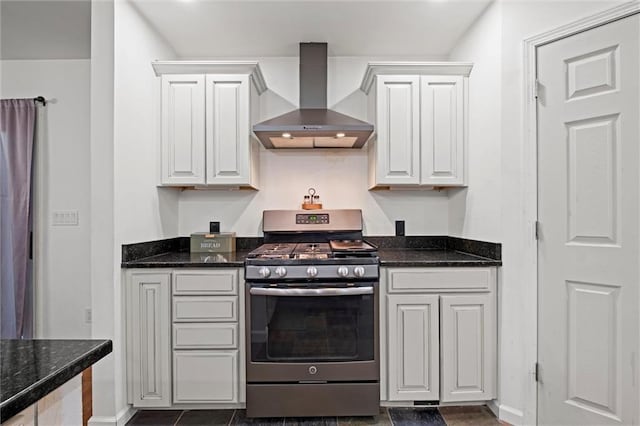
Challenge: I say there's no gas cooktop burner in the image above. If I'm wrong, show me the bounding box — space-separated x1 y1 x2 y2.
248 241 376 260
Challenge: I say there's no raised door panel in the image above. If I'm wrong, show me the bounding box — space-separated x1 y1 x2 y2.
129 272 171 407
375 76 420 185
420 76 465 186
205 74 251 185
161 75 205 185
173 350 238 403
173 323 238 349
172 296 238 322
173 269 238 295
387 294 439 401
387 267 491 293
440 294 495 402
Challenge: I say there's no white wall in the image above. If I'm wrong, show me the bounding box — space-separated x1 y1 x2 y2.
114 0 179 245
106 0 179 423
89 0 116 422
178 57 450 237
448 2 502 242
0 59 92 339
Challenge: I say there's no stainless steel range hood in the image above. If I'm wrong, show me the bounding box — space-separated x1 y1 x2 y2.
252 43 374 149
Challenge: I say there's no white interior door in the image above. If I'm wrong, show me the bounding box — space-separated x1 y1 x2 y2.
537 14 639 425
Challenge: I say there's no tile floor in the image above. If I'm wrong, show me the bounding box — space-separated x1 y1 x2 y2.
126 405 504 426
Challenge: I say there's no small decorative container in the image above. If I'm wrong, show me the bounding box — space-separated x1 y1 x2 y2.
190 232 236 253
301 187 322 210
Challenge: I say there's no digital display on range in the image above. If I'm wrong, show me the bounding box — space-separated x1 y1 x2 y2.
296 213 330 224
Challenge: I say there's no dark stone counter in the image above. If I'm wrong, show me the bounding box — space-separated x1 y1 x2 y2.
378 248 501 267
0 339 112 422
121 236 501 268
121 250 252 268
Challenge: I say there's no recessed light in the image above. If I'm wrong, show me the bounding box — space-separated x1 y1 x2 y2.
282 133 291 138
336 133 345 138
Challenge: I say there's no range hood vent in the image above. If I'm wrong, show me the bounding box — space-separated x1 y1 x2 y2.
253 43 374 149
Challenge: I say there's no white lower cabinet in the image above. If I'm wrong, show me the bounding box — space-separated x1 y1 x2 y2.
383 267 497 404
440 294 495 402
127 271 172 408
126 268 244 408
173 350 238 403
387 295 440 401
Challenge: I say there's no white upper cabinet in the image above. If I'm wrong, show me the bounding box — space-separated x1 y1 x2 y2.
154 61 267 189
361 62 472 189
420 76 465 186
373 76 421 185
205 75 254 186
161 75 206 185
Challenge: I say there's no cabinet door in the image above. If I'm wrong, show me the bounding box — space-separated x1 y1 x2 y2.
420 76 465 186
205 74 251 185
440 294 496 402
161 75 205 185
128 272 171 407
173 350 238 403
375 76 420 185
387 294 439 401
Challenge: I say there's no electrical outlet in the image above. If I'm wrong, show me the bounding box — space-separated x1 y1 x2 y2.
395 220 405 236
52 210 79 226
84 308 92 324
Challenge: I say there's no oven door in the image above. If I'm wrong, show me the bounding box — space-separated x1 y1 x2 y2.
246 282 379 383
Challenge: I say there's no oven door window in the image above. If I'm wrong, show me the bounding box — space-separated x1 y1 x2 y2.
250 288 374 362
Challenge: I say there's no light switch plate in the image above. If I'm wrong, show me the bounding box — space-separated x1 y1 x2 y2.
52 210 79 226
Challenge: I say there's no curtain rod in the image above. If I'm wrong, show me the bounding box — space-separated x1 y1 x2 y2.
0 97 47 105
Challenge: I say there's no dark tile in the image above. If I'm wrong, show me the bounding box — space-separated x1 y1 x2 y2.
337 408 391 425
126 410 182 426
231 410 284 426
177 409 235 425
438 406 502 426
284 417 337 426
438 406 487 415
388 408 446 426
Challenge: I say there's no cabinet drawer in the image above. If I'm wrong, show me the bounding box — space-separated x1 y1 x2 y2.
173 350 238 403
173 323 238 349
173 270 238 295
387 268 492 292
173 296 237 322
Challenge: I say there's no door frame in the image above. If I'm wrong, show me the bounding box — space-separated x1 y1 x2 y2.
522 2 640 425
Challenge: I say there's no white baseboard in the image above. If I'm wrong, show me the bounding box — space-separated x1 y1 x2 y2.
88 406 136 426
488 400 525 426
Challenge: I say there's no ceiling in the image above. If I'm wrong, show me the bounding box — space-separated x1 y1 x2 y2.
131 0 493 58
1 1 91 60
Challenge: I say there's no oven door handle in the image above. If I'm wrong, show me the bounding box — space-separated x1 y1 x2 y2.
249 286 374 296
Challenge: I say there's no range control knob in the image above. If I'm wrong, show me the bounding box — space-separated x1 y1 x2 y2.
337 266 349 278
258 267 271 278
353 266 366 278
306 266 318 278
274 266 287 278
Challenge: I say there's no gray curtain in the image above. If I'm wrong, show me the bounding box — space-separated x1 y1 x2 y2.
1 99 36 339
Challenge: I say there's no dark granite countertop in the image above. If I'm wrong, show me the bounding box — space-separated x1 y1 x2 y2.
121 250 253 268
121 236 501 268
1 339 112 422
378 248 501 267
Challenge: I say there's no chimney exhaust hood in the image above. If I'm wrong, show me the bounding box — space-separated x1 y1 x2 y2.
252 43 374 149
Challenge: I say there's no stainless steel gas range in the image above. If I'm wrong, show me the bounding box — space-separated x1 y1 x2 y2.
245 209 380 418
